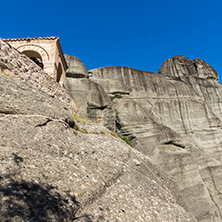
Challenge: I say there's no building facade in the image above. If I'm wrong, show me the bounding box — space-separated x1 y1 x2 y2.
4 37 68 86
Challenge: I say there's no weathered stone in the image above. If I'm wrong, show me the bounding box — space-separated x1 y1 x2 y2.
65 54 88 78
194 58 219 80
87 60 222 221
0 72 195 221
66 77 116 130
158 55 219 80
0 72 75 127
1 38 222 221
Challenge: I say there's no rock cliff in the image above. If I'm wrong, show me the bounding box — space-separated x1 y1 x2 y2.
66 54 222 221
0 39 197 221
1 37 222 221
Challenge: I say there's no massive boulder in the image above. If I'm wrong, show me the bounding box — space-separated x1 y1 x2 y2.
85 57 222 221
2 35 222 221
159 55 219 80
65 54 88 78
0 71 196 221
65 55 116 130
0 41 196 221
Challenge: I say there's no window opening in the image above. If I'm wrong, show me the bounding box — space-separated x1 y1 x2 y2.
22 50 44 69
57 63 62 82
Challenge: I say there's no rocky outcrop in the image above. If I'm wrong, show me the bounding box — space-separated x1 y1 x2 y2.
65 54 88 78
64 56 117 130
0 72 75 127
2 36 222 221
83 57 222 221
159 55 219 80
0 71 196 221
64 54 117 129
65 77 116 130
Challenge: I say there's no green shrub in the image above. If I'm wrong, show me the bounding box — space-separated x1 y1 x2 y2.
73 130 79 136
206 76 216 80
80 128 89 134
110 94 123 101
73 116 91 123
100 131 112 136
73 124 80 131
119 136 132 146
73 124 88 134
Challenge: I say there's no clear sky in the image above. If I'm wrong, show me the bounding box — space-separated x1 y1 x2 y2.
2 0 222 81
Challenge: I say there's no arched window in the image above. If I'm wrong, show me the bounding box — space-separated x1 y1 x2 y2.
22 50 44 69
57 63 62 83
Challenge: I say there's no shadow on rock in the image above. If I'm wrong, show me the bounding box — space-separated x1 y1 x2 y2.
0 172 91 222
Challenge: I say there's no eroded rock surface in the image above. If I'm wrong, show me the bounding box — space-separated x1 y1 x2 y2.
2 36 222 221
85 57 222 221
66 77 116 130
159 56 219 80
65 54 88 78
0 73 75 127
0 73 196 221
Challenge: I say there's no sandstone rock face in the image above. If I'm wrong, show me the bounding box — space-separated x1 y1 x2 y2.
0 72 196 221
66 77 116 130
159 55 219 80
65 54 88 78
64 54 117 130
1 37 222 221
0 73 75 127
86 58 222 221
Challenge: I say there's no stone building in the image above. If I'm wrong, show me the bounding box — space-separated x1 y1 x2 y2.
4 37 68 86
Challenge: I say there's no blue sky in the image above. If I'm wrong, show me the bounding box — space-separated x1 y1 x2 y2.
2 0 222 81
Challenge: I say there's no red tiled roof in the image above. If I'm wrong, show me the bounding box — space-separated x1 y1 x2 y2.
3 36 59 41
